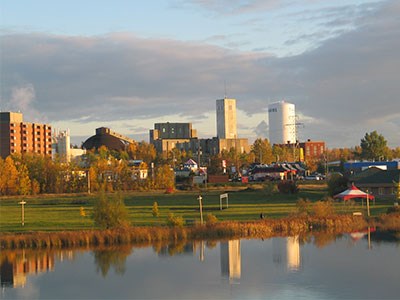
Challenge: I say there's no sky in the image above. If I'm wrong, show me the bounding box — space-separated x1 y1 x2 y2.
1 0 399 148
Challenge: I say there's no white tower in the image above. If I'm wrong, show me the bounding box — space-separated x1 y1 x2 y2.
216 98 237 139
268 101 296 145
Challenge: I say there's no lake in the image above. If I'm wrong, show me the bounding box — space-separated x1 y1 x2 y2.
1 229 399 299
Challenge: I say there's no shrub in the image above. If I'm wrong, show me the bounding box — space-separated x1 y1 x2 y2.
205 214 218 225
386 205 400 214
312 200 336 217
263 182 278 195
277 180 299 194
166 213 184 227
327 173 348 196
296 198 311 216
152 202 160 217
92 192 129 229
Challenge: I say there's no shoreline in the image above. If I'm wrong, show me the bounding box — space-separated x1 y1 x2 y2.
2 214 399 250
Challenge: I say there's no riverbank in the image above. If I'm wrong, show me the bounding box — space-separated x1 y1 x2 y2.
1 182 395 232
2 213 399 250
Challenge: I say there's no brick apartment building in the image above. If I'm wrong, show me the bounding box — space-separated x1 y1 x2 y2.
299 140 325 161
0 112 52 159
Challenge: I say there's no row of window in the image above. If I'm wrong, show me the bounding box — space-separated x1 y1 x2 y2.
11 149 52 154
10 135 52 142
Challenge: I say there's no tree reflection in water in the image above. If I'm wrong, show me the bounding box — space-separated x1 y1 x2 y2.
92 245 133 277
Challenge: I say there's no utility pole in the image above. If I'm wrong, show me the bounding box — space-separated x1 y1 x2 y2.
197 195 203 225
19 200 27 226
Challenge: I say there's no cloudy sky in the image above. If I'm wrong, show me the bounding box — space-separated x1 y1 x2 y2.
1 0 399 148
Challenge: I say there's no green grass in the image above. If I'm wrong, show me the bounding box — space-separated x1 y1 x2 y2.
0 183 395 232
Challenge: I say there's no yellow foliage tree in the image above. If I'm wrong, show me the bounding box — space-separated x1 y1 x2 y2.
0 156 19 195
154 164 175 189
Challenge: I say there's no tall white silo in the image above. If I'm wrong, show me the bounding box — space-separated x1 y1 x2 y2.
268 101 296 145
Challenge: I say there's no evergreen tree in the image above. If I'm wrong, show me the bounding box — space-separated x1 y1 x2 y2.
360 131 389 161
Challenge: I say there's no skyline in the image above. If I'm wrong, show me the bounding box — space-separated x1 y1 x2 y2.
1 0 399 148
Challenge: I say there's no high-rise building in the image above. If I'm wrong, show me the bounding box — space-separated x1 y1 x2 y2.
149 122 198 153
216 98 237 139
268 101 296 145
0 112 52 159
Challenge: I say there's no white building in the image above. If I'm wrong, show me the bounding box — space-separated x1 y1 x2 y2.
216 98 237 139
268 101 296 145
52 129 86 162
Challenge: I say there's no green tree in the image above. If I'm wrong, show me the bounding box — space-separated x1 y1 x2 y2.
92 192 129 229
327 173 348 196
360 131 389 161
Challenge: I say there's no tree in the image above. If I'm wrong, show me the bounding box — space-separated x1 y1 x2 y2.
360 131 389 161
92 192 129 229
152 202 160 217
17 163 31 195
251 138 273 164
154 164 175 189
0 156 19 195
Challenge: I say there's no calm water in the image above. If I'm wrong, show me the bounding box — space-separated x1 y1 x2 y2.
1 230 399 299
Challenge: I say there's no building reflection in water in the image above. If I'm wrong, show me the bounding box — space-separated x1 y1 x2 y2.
220 240 241 283
0 250 74 288
273 235 301 272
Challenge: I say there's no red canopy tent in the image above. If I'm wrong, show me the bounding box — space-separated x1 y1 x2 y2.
334 184 375 201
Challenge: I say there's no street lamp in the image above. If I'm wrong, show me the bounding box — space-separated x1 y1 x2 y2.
197 195 203 225
19 200 27 226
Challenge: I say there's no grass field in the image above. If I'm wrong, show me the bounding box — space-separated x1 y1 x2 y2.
0 182 394 233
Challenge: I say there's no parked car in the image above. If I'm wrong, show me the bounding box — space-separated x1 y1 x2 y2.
305 173 324 180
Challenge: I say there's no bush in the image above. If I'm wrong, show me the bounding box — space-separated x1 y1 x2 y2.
277 180 299 194
296 198 311 216
312 200 336 217
263 182 278 195
92 192 129 229
205 214 218 225
166 213 184 227
152 202 160 217
327 173 348 196
386 205 400 214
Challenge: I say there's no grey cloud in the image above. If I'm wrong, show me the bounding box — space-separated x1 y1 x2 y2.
254 120 268 138
175 0 282 15
1 1 399 147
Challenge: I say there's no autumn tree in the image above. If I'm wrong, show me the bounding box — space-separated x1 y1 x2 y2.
251 138 274 164
16 163 31 195
0 156 19 195
154 164 175 189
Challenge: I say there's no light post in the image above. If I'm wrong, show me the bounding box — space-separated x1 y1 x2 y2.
366 189 370 217
19 200 27 226
197 195 203 225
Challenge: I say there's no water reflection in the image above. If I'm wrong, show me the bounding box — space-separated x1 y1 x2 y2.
220 240 241 283
1 230 399 299
0 249 75 288
272 236 301 272
92 246 132 277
